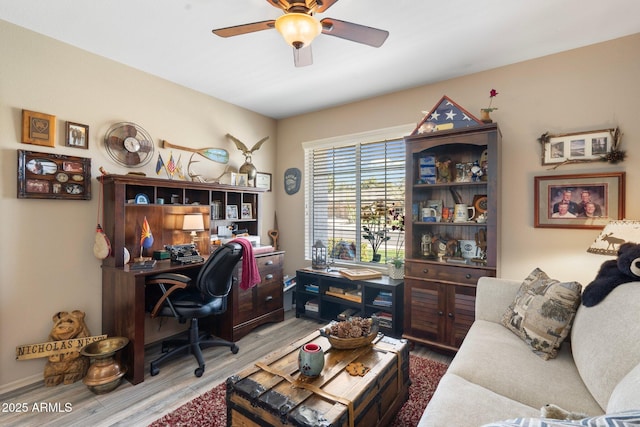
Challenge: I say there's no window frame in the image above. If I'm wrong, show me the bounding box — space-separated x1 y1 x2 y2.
302 124 413 266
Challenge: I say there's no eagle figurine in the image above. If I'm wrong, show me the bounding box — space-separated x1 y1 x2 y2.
226 134 269 182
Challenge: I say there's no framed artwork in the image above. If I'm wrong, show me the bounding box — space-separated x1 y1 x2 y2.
534 172 625 229
22 110 56 147
65 122 89 149
255 172 272 191
17 149 91 200
241 202 253 219
236 173 248 187
226 204 238 220
540 128 616 166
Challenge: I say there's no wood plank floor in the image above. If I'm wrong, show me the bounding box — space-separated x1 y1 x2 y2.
0 312 452 427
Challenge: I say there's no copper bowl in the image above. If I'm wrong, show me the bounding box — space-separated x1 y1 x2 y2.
81 337 129 394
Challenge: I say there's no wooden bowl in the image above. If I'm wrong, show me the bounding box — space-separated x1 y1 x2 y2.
320 318 380 350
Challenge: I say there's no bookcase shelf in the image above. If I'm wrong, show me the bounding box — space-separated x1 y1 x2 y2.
295 268 404 337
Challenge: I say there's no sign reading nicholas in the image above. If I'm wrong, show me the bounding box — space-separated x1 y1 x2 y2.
16 335 107 360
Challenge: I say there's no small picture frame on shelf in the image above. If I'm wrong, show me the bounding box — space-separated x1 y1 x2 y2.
241 203 252 219
236 173 248 187
255 172 272 191
65 122 89 149
226 204 239 220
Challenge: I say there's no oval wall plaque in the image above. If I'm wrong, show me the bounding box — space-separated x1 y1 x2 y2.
284 167 301 195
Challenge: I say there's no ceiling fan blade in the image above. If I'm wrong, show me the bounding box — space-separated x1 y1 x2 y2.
320 18 389 47
293 45 313 67
212 20 275 38
316 0 340 13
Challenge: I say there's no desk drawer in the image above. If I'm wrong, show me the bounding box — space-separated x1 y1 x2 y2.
406 261 493 285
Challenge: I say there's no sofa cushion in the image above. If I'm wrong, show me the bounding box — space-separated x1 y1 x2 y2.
480 410 640 427
571 282 640 410
607 362 640 413
501 268 582 360
448 320 602 415
418 372 540 427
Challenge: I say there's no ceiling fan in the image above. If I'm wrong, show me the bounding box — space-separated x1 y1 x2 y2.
212 0 389 67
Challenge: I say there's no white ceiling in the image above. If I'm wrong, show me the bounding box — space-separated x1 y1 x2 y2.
2 0 640 119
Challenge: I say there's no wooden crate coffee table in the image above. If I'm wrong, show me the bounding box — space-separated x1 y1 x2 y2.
226 329 409 427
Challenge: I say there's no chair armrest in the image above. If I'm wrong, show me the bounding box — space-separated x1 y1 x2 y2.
475 276 522 323
146 273 191 318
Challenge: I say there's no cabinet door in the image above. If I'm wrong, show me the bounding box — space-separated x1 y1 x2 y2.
444 284 476 348
404 278 446 343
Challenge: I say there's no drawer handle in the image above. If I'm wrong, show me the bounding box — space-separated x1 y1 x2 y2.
438 311 444 316
448 312 454 318
465 274 472 279
265 295 273 302
423 268 429 274
265 260 273 265
265 274 274 280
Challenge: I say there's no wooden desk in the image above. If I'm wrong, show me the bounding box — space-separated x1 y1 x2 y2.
102 251 285 385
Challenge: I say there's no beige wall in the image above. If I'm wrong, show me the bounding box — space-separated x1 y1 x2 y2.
276 34 640 284
0 21 277 390
1 17 639 391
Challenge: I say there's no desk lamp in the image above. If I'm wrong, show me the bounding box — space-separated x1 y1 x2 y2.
182 213 205 245
587 219 640 255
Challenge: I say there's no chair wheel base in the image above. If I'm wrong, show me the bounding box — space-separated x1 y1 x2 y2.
194 366 204 377
231 344 239 354
150 364 160 376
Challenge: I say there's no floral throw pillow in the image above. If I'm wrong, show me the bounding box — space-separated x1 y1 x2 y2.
501 268 582 360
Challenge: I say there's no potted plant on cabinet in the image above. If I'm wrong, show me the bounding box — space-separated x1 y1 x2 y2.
387 205 405 279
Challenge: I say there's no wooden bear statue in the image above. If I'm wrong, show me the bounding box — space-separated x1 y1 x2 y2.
43 310 91 386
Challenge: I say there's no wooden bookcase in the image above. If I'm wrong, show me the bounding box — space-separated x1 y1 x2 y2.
402 124 501 352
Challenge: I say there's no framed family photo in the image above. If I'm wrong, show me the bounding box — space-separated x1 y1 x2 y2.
226 204 238 220
534 172 625 229
65 121 89 149
540 128 614 166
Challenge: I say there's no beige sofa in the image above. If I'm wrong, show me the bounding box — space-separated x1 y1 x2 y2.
418 276 640 426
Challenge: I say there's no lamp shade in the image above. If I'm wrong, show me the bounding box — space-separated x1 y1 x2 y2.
275 13 322 49
182 213 205 232
587 219 640 255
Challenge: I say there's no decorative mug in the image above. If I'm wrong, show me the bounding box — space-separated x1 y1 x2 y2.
421 207 437 222
298 343 324 377
453 204 475 223
459 239 478 259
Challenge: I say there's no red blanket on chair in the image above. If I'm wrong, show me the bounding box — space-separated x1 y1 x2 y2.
230 238 261 290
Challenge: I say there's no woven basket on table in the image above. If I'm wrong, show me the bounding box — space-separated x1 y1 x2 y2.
320 319 380 350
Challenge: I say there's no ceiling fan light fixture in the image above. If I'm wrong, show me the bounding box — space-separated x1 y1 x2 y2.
275 13 322 49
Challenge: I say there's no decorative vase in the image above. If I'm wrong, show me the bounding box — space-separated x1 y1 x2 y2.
80 337 129 394
480 110 493 124
388 263 404 279
371 253 381 263
298 343 324 377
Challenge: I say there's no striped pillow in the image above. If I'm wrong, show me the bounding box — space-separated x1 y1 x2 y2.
481 410 640 426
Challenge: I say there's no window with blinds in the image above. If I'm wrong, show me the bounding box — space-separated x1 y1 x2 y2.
304 138 405 265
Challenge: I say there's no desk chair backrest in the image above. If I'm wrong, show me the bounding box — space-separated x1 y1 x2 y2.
197 242 243 299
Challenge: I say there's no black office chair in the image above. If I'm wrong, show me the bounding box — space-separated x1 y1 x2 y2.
146 242 242 377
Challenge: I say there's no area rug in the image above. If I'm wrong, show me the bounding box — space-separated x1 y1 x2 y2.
150 354 448 427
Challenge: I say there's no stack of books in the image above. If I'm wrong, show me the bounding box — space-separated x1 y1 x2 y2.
304 283 319 294
372 291 393 307
304 299 319 313
375 311 393 329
